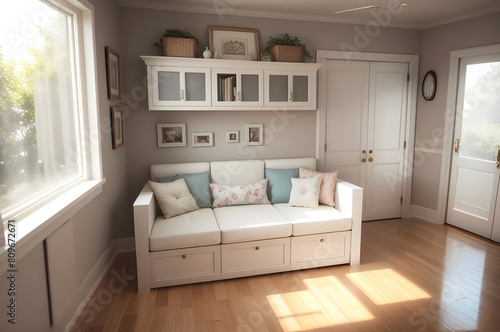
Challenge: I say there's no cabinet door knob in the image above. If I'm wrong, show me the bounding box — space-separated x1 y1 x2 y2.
181 89 185 101
255 246 260 250
320 238 325 243
289 92 293 101
182 254 187 259
369 157 373 162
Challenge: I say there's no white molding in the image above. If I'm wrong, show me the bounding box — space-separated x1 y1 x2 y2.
439 43 500 225
410 205 442 224
64 237 135 332
316 50 419 220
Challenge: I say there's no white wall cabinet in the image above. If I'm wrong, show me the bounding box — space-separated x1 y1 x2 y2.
141 56 321 111
264 71 316 109
211 69 263 108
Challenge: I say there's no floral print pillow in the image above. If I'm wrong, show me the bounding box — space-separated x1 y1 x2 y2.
210 179 270 208
299 167 338 206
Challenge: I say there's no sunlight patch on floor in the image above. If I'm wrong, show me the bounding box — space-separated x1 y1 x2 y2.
266 275 374 329
346 268 431 305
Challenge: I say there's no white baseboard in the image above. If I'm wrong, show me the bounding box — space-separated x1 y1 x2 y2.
410 205 442 224
63 237 135 332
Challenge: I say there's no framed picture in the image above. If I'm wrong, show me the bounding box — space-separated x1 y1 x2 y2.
193 132 214 147
110 106 124 149
245 124 264 145
209 26 259 61
157 123 186 147
105 46 120 100
226 130 239 143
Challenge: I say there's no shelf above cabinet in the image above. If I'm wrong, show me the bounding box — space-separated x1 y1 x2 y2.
141 56 322 111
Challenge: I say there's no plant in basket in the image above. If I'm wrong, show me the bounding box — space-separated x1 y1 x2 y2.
264 33 313 62
153 28 200 58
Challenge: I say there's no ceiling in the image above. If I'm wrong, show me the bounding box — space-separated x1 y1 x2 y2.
116 0 500 29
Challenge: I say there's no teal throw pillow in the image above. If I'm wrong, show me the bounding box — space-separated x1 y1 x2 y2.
157 171 212 208
265 168 299 203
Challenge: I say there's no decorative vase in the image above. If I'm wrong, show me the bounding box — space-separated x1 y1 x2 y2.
203 47 212 59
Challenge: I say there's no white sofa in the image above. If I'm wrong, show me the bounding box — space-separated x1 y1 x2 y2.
133 157 363 293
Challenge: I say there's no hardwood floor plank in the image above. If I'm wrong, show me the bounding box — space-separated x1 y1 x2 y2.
69 218 500 332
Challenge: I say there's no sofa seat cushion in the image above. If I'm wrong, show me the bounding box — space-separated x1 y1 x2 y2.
214 204 292 244
149 208 220 251
273 203 351 236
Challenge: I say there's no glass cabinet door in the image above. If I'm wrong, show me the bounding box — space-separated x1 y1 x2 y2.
265 71 314 108
151 66 210 108
212 69 263 107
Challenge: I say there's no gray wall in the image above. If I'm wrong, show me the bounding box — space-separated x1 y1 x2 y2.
411 12 500 211
119 7 422 203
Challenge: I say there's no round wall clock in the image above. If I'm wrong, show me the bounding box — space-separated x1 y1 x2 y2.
422 70 437 101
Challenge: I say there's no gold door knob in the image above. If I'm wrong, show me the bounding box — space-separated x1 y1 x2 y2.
362 158 366 163
255 246 260 250
320 238 325 243
369 157 373 162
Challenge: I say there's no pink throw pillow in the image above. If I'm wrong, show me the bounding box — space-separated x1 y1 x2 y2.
299 167 338 206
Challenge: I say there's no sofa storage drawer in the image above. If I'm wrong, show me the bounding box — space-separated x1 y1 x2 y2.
222 238 290 275
291 231 350 270
150 245 221 285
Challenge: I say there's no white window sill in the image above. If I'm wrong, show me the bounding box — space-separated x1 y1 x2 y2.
0 179 106 275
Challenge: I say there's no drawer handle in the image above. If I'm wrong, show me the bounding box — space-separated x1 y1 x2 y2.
255 246 260 250
182 254 187 259
320 238 325 243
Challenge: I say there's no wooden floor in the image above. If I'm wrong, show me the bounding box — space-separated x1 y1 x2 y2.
70 218 500 332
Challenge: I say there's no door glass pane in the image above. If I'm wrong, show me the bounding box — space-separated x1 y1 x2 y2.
293 75 308 102
269 75 288 102
158 71 180 101
185 72 206 101
241 74 259 101
460 61 500 161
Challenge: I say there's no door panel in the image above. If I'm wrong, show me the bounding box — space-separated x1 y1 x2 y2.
364 62 408 220
447 53 500 239
325 60 369 190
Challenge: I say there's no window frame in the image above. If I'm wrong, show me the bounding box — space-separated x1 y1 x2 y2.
0 0 103 268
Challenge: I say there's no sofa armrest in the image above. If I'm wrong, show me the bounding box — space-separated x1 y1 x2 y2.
133 182 157 292
334 179 363 266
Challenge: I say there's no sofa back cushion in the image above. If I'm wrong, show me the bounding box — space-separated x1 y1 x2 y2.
151 162 209 179
264 157 316 170
210 160 264 186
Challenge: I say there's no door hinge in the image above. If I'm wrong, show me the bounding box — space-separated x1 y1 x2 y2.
407 73 410 81
324 142 327 152
404 141 406 149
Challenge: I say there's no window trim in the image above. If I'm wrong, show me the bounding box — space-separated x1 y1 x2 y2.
0 0 103 271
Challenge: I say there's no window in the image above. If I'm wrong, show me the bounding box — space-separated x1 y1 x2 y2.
0 0 101 226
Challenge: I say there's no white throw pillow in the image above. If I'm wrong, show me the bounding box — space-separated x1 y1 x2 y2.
288 175 323 208
148 178 199 219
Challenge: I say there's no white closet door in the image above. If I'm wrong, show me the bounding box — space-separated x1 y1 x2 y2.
325 60 408 221
364 62 408 220
325 60 369 187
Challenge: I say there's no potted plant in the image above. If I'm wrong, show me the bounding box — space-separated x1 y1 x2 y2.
264 33 313 62
153 28 199 58
260 51 272 62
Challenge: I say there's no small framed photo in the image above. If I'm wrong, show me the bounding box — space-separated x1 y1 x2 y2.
226 130 239 143
193 132 214 147
157 123 186 147
245 124 264 146
110 106 124 149
105 46 120 100
208 26 259 61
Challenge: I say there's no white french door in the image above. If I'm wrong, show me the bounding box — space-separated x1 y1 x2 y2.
324 60 409 221
447 53 500 240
